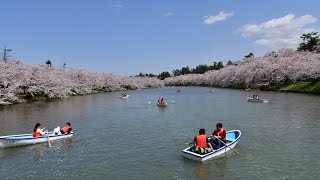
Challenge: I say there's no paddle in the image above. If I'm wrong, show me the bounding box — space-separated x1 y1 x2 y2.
211 136 240 155
46 130 52 147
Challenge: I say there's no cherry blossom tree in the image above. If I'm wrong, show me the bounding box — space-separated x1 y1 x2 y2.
0 61 164 103
164 49 320 88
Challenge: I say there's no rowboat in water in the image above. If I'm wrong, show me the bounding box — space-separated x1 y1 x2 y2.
119 95 130 99
182 130 241 161
157 102 168 107
0 131 73 148
247 97 268 103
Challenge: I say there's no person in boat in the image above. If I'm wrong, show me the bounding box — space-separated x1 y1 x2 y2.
255 95 259 99
60 122 72 135
193 128 213 154
161 98 166 104
210 123 226 149
33 123 46 138
122 93 127 97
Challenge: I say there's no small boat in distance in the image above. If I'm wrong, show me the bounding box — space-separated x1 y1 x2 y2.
246 97 268 103
182 130 241 161
157 102 168 107
119 94 130 99
0 131 73 148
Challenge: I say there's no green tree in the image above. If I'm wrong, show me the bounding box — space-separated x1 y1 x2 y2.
297 31 319 52
226 60 233 66
192 64 208 74
181 66 191 75
217 61 224 69
46 59 52 67
159 71 171 80
244 52 254 59
172 69 182 76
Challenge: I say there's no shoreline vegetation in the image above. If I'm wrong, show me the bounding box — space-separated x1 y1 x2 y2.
0 60 164 105
163 49 320 94
1 48 320 105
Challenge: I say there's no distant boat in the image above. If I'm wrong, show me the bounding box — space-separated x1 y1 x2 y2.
119 95 130 99
209 89 214 93
182 130 241 161
157 102 168 107
247 97 268 103
0 131 73 148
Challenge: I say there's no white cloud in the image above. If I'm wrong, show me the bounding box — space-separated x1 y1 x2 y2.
163 12 174 17
240 14 318 48
203 11 234 25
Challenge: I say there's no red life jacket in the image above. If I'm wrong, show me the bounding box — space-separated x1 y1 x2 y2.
61 125 72 134
212 128 226 143
196 134 207 148
33 128 42 137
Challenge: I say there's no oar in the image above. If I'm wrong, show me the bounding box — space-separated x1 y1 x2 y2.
46 130 52 147
212 136 240 155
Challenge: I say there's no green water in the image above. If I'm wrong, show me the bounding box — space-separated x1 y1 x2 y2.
1 87 319 179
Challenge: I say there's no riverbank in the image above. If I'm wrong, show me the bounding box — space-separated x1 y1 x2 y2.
0 60 164 105
260 81 320 94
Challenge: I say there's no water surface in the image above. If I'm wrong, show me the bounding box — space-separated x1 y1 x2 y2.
1 87 319 179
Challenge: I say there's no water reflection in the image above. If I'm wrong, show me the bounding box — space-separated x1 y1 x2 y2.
194 158 227 179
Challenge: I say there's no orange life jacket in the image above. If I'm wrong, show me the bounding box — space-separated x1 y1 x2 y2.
212 128 226 143
61 125 72 134
33 128 42 137
196 134 207 148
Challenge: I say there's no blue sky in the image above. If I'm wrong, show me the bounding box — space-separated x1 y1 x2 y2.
1 0 319 76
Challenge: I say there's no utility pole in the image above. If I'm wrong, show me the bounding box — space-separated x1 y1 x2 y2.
2 46 12 62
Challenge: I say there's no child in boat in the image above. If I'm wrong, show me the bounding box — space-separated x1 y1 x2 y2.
210 123 226 149
54 122 72 135
60 122 72 134
160 98 166 104
193 128 213 154
33 123 46 137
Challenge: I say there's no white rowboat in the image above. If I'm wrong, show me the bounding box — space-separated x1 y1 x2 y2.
182 130 241 161
0 131 73 148
119 95 130 99
246 97 268 103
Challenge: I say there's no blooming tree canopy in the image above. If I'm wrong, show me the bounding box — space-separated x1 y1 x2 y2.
164 49 320 88
0 61 164 103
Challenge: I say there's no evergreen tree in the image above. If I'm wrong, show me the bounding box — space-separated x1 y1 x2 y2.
297 32 319 52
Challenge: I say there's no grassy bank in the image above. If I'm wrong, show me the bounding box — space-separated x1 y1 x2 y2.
261 81 320 94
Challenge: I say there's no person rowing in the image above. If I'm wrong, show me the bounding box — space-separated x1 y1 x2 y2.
210 123 226 149
32 123 46 138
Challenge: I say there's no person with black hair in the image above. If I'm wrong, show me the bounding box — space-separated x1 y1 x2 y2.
32 123 46 137
210 123 226 149
193 128 213 154
60 122 72 135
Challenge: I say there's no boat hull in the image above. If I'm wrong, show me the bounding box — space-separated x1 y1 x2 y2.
247 97 268 103
0 132 73 148
119 95 130 99
182 130 241 161
157 103 167 106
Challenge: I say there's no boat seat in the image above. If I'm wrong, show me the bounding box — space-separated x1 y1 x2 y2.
226 133 236 142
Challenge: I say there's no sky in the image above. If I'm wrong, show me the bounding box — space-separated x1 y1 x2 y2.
1 0 319 76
